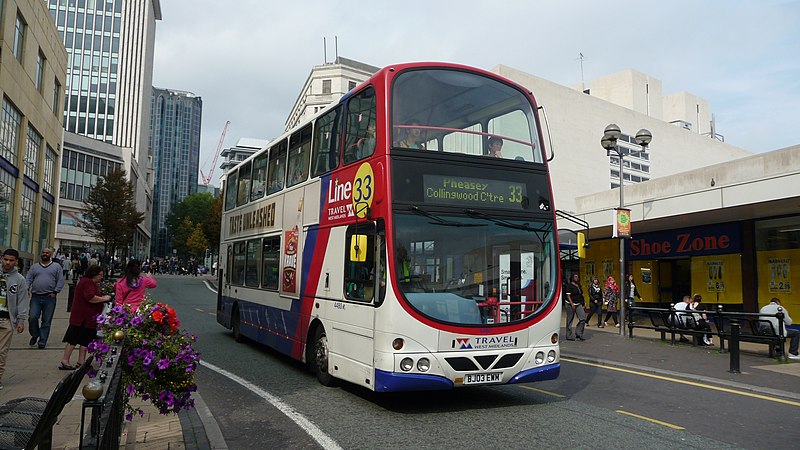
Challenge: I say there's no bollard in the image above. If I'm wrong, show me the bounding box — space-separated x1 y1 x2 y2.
729 319 740 374
776 307 788 362
627 300 634 338
717 305 726 353
668 303 677 346
67 282 76 312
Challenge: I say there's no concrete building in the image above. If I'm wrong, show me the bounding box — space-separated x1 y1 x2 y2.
0 0 67 264
149 87 202 257
575 145 800 319
47 0 161 257
491 65 752 213
284 56 378 131
219 138 267 173
56 131 125 254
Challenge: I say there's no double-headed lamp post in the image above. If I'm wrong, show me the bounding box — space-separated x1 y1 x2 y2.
601 124 652 336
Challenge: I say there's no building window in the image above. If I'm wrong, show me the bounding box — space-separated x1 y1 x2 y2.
1 98 22 165
43 146 56 194
322 79 331 94
13 13 26 62
53 78 62 115
0 170 15 247
348 81 357 91
25 126 42 179
39 200 53 252
35 50 46 93
19 185 36 253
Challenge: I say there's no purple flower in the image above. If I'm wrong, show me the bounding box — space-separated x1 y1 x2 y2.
125 413 133 421
96 315 107 324
157 358 170 370
130 316 143 326
126 384 136 396
143 355 153 366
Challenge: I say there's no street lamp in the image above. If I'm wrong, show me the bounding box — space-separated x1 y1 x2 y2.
601 124 652 336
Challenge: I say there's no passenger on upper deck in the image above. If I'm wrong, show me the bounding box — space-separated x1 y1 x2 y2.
398 122 426 150
487 137 504 158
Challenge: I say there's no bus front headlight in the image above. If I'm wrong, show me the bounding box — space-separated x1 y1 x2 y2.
547 350 556 363
535 352 545 365
400 358 414 372
417 358 430 372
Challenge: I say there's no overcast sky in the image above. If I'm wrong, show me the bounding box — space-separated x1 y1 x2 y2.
152 0 799 185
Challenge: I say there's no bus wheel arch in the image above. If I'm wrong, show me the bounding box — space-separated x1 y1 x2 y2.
309 322 338 386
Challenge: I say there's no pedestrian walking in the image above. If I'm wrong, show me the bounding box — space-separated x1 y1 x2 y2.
0 249 29 389
26 248 65 349
603 276 620 327
586 276 604 327
564 273 586 340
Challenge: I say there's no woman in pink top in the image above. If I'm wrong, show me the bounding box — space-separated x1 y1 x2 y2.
115 260 157 311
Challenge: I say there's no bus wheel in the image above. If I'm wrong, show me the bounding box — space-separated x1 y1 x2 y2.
313 327 337 386
232 307 244 343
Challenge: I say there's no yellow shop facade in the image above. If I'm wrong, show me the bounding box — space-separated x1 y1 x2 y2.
575 145 800 320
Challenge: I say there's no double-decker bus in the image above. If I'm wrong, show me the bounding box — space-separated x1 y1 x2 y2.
217 62 561 391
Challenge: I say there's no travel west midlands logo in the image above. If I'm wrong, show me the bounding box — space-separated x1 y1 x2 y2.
452 336 518 350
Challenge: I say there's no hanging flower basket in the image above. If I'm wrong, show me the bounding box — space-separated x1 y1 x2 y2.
89 296 200 420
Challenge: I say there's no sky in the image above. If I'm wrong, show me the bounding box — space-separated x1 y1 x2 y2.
151 0 800 185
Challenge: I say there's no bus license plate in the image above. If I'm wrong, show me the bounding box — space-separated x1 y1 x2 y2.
464 372 502 385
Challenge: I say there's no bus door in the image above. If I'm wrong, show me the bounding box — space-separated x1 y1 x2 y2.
494 244 540 322
327 223 385 380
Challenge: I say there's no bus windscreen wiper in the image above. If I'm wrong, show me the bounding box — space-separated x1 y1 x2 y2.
411 206 485 227
465 209 549 232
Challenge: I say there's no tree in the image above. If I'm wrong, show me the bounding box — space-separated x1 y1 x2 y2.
186 223 209 257
165 192 221 258
172 217 195 257
165 192 214 234
203 195 222 252
82 169 144 255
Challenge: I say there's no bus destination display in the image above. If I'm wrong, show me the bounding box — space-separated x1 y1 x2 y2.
423 175 527 209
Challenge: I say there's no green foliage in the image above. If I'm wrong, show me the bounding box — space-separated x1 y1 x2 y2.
186 223 209 257
166 192 221 258
81 169 144 254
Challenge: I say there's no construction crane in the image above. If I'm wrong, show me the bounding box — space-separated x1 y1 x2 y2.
200 120 230 186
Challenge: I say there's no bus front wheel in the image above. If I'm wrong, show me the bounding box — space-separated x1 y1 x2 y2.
232 307 244 343
313 327 337 386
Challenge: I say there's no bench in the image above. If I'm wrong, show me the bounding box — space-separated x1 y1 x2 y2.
633 307 710 345
713 315 785 358
0 360 92 449
628 305 788 358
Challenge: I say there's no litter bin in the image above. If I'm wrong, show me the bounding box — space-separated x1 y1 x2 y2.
67 282 76 312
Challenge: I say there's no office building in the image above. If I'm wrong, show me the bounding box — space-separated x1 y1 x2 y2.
47 0 160 257
149 87 202 257
0 0 67 264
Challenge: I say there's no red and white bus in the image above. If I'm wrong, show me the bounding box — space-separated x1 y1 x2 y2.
217 62 561 391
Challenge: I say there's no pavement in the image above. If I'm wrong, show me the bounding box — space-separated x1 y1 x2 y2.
2 284 799 449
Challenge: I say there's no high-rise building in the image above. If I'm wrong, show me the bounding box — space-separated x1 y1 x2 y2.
0 0 67 264
47 0 161 257
148 87 202 257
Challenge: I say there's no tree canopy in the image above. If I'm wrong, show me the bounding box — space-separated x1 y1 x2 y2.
166 192 221 258
81 169 144 255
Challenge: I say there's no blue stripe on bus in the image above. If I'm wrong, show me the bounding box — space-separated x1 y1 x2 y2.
374 370 454 392
507 363 560 384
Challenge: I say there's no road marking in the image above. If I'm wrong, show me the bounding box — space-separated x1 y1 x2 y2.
518 385 565 398
562 357 800 407
201 361 343 450
204 279 217 294
615 410 685 430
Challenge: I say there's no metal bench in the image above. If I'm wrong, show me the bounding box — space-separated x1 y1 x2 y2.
0 360 92 449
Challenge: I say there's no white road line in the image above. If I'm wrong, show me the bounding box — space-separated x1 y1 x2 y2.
201 360 343 450
204 279 218 294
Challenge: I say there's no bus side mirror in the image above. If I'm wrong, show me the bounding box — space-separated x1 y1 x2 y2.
350 235 367 262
